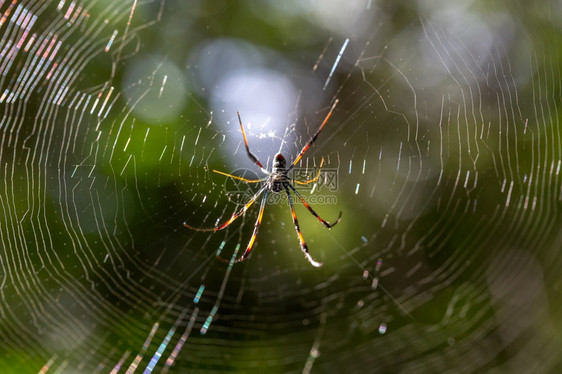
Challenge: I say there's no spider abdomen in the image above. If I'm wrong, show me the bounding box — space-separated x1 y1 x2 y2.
268 177 285 193
269 153 288 193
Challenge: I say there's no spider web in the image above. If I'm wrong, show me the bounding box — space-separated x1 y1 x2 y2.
1 0 562 372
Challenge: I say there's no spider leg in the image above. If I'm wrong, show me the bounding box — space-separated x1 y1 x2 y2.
213 169 267 183
237 112 269 174
184 185 266 232
287 183 341 229
292 158 324 185
288 99 338 171
235 190 269 263
285 186 323 267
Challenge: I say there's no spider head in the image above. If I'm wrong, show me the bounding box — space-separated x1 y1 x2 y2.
273 153 286 170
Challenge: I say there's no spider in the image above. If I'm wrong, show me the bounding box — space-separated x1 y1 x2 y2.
184 99 341 267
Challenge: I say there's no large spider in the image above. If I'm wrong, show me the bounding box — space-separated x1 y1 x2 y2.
184 100 341 267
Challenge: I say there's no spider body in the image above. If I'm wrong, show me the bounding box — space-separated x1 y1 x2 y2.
268 154 288 193
185 100 341 267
